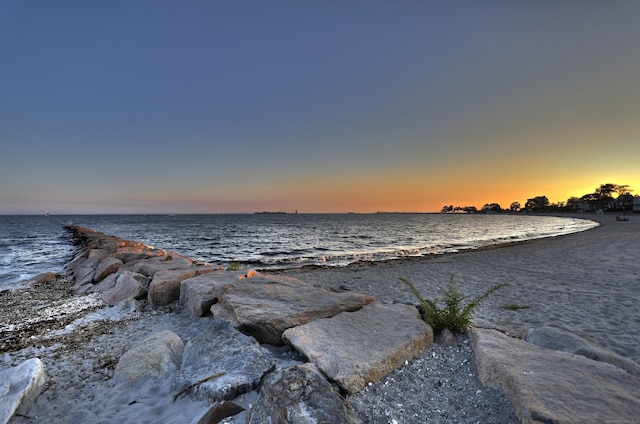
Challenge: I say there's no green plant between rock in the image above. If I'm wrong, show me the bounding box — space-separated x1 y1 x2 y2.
227 260 242 271
501 302 530 311
400 275 508 334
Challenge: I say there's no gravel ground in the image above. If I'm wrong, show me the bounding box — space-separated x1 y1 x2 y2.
347 336 517 424
1 272 518 424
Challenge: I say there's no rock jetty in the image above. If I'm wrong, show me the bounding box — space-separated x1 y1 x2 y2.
3 224 640 423
45 225 431 422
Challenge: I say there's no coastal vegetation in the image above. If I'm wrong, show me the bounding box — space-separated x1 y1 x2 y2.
400 276 508 334
442 182 637 214
228 260 242 271
501 302 531 311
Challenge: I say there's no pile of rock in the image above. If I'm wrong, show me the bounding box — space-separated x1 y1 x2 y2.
7 226 640 423
64 225 222 307
57 226 432 422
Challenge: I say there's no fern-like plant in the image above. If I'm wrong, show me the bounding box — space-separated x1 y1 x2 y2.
400 275 508 333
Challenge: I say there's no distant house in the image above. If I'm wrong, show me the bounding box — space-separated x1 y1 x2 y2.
633 196 640 213
576 200 592 212
615 193 635 212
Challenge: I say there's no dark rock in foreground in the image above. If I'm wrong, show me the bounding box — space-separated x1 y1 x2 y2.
248 363 361 424
172 319 275 403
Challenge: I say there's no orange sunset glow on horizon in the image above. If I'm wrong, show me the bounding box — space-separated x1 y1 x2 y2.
1 2 638 215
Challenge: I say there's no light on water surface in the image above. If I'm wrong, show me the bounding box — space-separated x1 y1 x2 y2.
0 214 597 285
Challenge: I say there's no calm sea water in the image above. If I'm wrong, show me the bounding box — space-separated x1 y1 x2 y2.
0 214 598 286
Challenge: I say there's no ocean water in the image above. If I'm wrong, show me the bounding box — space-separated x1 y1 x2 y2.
0 213 598 286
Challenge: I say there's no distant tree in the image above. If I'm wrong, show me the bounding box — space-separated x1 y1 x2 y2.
509 202 521 212
481 203 502 213
566 197 580 211
524 196 549 211
441 205 454 213
583 183 632 211
596 183 630 198
579 192 600 211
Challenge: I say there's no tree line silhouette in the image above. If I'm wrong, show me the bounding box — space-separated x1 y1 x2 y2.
442 183 636 214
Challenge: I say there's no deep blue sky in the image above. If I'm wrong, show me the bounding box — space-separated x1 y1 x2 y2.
1 1 639 213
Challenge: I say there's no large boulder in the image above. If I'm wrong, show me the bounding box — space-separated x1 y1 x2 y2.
197 401 245 424
180 270 256 317
73 256 100 287
112 244 168 263
247 363 361 424
0 358 47 424
470 327 640 423
63 251 91 276
126 255 195 277
283 302 432 393
211 274 376 345
88 248 110 258
102 271 149 306
25 272 57 285
148 268 217 307
114 330 184 381
90 272 118 294
93 257 123 282
173 319 275 403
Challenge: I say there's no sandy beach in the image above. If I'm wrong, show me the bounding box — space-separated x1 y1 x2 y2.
1 213 638 423
284 213 640 364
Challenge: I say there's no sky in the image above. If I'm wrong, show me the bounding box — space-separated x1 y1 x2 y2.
1 1 639 214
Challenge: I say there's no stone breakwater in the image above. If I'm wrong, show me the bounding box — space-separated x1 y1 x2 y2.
2 226 434 423
3 222 640 423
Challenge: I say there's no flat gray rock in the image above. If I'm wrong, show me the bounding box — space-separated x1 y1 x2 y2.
173 319 275 403
180 270 251 317
211 274 376 345
114 329 184 381
248 363 361 424
470 327 640 423
102 271 149 306
111 244 168 263
283 302 433 393
126 255 196 277
0 358 46 424
148 267 217 307
114 330 184 380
